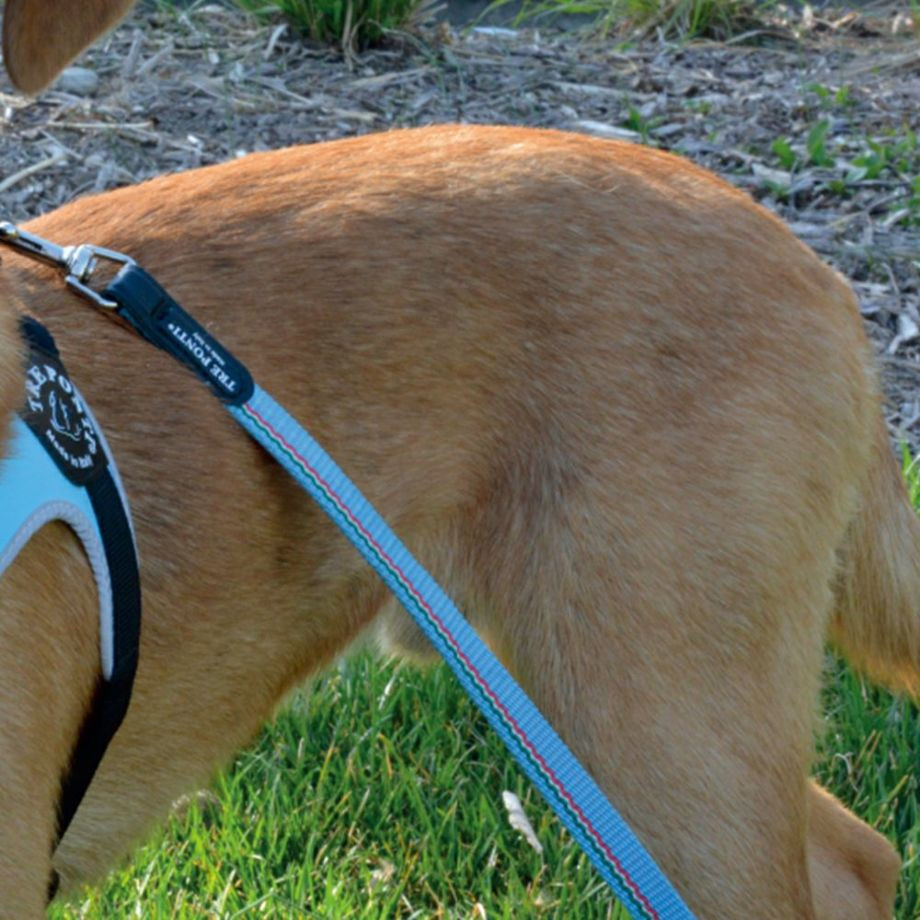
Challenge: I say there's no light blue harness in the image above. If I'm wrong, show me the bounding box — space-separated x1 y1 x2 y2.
0 313 141 860
0 414 116 676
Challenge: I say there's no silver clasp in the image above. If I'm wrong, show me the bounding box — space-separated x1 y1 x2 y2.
63 244 136 310
0 221 135 310
0 221 67 267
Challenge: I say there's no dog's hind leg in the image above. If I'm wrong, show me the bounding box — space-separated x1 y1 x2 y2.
453 492 835 917
806 782 899 920
446 356 884 919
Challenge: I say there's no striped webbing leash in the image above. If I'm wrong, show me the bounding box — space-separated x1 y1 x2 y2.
0 224 695 920
231 390 694 920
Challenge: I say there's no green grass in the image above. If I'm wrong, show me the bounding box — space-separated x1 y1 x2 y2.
51 656 631 918
49 460 920 917
237 0 769 47
816 660 919 918
49 654 919 918
234 0 424 51
490 0 767 42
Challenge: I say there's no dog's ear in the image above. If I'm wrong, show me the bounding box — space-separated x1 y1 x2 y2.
2 0 136 94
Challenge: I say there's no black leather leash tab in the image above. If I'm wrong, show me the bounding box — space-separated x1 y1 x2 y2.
104 265 254 406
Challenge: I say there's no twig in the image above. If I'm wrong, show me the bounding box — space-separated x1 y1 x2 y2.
264 24 288 60
136 42 175 79
0 152 67 195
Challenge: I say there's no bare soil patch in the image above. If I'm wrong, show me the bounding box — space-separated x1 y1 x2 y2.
1 4 918 444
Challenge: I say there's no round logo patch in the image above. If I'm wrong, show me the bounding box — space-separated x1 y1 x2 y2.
20 347 105 485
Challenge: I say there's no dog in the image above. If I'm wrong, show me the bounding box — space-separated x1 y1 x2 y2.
0 1 917 916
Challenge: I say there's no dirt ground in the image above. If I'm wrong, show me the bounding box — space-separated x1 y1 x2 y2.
1 3 918 443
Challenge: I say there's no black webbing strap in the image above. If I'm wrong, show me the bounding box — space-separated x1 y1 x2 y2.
54 467 140 839
17 318 141 851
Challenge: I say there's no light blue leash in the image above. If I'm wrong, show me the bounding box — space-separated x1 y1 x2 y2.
231 386 694 920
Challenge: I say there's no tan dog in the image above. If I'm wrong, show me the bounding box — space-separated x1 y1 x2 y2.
1 2 917 917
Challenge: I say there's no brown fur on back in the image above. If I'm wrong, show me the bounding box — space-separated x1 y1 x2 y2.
0 126 915 918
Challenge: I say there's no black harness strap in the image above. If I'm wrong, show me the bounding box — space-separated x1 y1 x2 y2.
17 318 141 850
54 467 140 839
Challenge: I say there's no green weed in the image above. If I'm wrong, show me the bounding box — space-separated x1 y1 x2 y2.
808 82 855 109
495 0 766 41
772 135 797 171
235 0 422 50
768 121 919 226
622 105 661 144
773 119 835 170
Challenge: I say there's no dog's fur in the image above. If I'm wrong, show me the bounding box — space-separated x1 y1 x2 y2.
1 4 918 917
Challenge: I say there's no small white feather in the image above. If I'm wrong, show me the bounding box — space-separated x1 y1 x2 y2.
502 790 544 854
